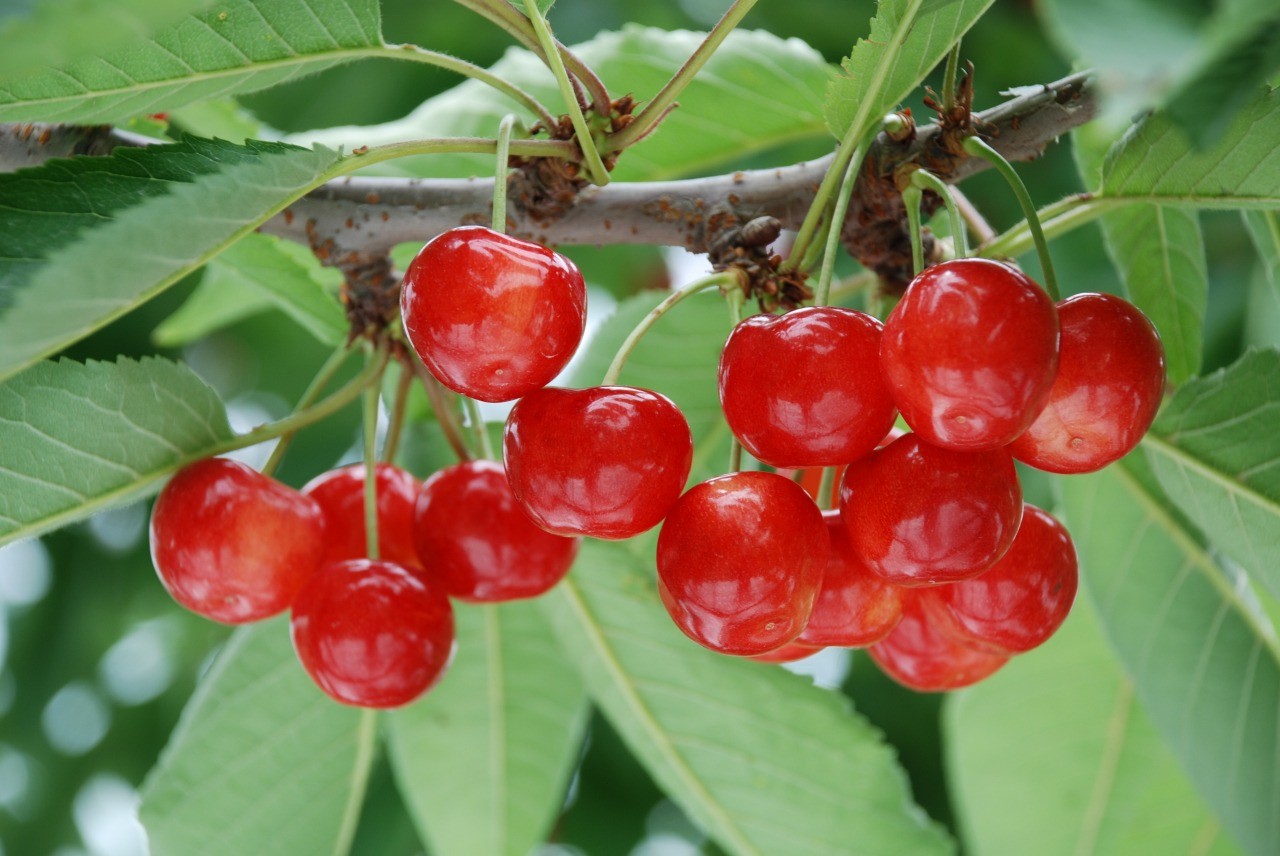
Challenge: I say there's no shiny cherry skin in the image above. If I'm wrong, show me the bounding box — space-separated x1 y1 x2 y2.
303 464 421 570
881 258 1060 450
868 596 1008 692
656 472 828 656
798 511 904 648
1010 292 1165 473
718 307 897 467
290 559 455 708
401 226 587 403
920 505 1078 654
150 458 326 624
750 641 825 664
504 386 693 539
788 427 904 506
413 460 579 601
839 433 1022 586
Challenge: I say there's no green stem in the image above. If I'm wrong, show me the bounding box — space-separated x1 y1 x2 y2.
409 357 472 462
381 363 413 464
601 272 737 385
362 378 382 561
349 136 576 172
384 43 557 129
963 135 1059 300
942 42 962 113
521 0 611 185
910 168 969 257
816 467 836 511
903 183 925 277
492 114 517 232
725 288 746 473
814 141 868 306
605 0 760 152
464 396 495 461
979 194 1111 259
262 343 353 475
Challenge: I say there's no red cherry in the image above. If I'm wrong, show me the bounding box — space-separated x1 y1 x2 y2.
413 460 579 602
798 511 904 648
149 458 325 624
787 426 904 506
839 433 1022 586
290 559 454 708
303 464 420 570
718 307 897 467
503 386 693 539
656 472 828 656
750 641 825 663
400 226 587 403
1010 293 1165 473
881 258 1059 450
868 596 1008 692
919 505 1078 654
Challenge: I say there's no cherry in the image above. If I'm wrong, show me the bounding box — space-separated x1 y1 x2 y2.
750 641 825 664
868 595 1008 692
797 511 904 648
303 463 420 570
881 258 1059 450
149 458 326 624
787 426 904 506
1010 292 1165 473
656 472 828 656
400 225 587 403
919 505 1078 654
718 307 897 467
291 559 455 708
839 433 1022 586
503 386 693 539
413 460 579 601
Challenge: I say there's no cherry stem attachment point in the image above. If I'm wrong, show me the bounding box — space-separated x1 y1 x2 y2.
463 396 495 461
362 376 383 561
963 135 1060 300
910 168 969 257
903 183 925 278
601 271 738 385
492 114 517 233
522 0 610 186
262 343 354 476
381 362 413 463
814 140 869 306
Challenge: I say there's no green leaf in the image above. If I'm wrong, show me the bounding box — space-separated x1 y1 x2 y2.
948 595 1243 855
509 0 556 16
152 274 275 347
1097 205 1206 385
0 0 216 80
140 620 377 856
297 27 833 181
542 540 951 856
0 137 342 382
1060 458 1280 856
1244 211 1280 308
0 0 383 124
823 0 995 139
385 602 588 856
0 357 232 547
1101 88 1280 207
1143 349 1280 603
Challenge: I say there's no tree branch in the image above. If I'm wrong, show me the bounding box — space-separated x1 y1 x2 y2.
0 73 1095 263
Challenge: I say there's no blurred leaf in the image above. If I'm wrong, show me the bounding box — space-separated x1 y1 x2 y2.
0 0 383 124
948 596 1243 855
297 27 833 181
823 0 994 139
168 97 268 143
153 274 274 347
0 0 216 80
1245 211 1280 307
542 539 952 856
1144 349 1280 603
386 602 588 856
1098 205 1206 385
1060 457 1280 856
0 357 231 547
1164 16 1280 146
0 138 342 382
509 0 556 16
1101 88 1280 207
140 620 377 855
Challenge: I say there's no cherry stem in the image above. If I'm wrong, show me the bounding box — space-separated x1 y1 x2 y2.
262 343 354 476
814 140 869 306
491 114 517 233
383 43 558 129
979 193 1112 260
962 135 1060 300
601 271 738 385
408 356 472 462
522 0 611 186
381 362 413 463
605 0 760 153
942 42 962 113
348 136 576 172
910 168 969 257
816 467 837 511
463 396 495 461
903 183 925 278
362 375 382 561
725 287 746 473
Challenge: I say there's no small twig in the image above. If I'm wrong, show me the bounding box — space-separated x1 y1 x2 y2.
952 185 995 244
